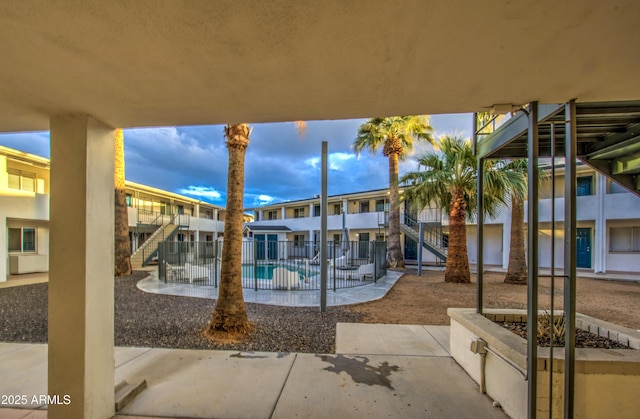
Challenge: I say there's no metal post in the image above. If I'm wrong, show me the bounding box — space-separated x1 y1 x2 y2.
474 113 484 314
549 122 556 416
527 102 539 419
417 222 424 276
564 100 577 418
320 141 328 312
477 157 484 314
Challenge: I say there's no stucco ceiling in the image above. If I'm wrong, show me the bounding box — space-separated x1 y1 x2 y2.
1 0 639 132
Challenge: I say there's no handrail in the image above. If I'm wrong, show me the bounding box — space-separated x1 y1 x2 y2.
401 212 448 260
137 209 163 226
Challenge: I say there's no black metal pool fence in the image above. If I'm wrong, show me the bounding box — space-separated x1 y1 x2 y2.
157 240 387 291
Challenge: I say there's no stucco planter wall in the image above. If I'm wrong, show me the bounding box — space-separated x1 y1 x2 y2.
448 308 640 419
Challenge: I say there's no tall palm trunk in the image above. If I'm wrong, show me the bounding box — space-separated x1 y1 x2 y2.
114 129 132 276
505 196 527 284
445 187 470 283
206 124 250 335
387 152 405 268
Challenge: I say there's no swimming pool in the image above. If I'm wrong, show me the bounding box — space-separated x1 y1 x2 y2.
241 263 312 280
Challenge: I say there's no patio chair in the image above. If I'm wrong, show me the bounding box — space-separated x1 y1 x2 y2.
357 263 375 281
163 261 184 281
272 267 300 290
329 255 348 268
184 262 211 284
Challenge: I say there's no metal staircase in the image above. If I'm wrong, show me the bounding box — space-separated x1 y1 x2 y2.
401 212 447 262
130 212 190 268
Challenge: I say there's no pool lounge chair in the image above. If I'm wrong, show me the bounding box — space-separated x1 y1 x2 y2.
272 267 300 290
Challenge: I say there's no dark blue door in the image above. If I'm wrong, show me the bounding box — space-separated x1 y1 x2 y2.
576 228 591 268
255 234 266 260
267 234 278 260
255 234 278 260
404 236 418 260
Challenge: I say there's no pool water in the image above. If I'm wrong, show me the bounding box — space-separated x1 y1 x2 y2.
241 264 312 280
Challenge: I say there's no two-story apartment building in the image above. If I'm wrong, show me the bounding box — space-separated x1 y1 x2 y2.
246 165 640 274
245 189 391 258
0 146 226 281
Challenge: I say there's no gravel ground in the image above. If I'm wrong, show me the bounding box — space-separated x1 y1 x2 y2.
0 271 363 354
499 321 630 349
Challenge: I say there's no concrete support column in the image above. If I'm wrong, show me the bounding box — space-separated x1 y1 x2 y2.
0 156 7 281
48 115 115 419
0 214 6 282
281 206 286 220
594 173 607 273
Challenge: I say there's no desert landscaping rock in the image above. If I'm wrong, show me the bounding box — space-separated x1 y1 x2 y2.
0 271 362 354
1 269 639 354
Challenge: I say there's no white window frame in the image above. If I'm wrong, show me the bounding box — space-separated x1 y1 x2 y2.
609 226 640 252
7 169 36 192
8 227 37 253
293 234 305 247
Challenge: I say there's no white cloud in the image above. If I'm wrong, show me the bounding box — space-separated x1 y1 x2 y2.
305 152 355 171
179 186 222 201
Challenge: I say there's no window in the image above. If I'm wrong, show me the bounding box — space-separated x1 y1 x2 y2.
333 204 342 215
125 194 132 207
314 204 321 217
375 199 387 212
294 207 305 218
333 234 341 245
268 210 278 220
577 176 593 196
7 169 36 192
177 205 184 215
254 212 260 221
610 227 640 252
8 227 36 253
206 235 213 242
294 234 305 247
442 233 449 248
359 201 370 213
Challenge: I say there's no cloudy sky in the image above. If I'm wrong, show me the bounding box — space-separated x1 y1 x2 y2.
0 114 471 208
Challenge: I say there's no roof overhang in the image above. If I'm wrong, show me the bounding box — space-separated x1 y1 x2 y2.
1 1 639 132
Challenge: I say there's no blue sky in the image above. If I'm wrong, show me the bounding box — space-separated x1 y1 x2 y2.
0 114 471 207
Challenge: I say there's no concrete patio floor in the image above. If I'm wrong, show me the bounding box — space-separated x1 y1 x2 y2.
0 324 507 419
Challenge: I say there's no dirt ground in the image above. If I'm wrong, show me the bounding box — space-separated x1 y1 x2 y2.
353 270 640 330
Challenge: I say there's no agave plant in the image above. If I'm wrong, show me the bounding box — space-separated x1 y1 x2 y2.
537 310 566 345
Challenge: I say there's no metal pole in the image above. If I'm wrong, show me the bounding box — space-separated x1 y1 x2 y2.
320 141 328 312
474 113 484 314
549 122 556 417
477 158 484 314
564 100 577 418
417 222 424 275
527 102 539 419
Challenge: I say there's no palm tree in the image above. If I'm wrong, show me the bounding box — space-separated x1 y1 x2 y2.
503 159 529 284
114 128 132 276
401 136 525 283
354 116 434 268
205 124 252 335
